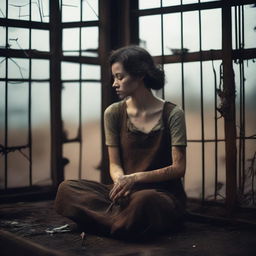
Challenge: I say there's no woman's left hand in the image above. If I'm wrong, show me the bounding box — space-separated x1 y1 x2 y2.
109 174 137 202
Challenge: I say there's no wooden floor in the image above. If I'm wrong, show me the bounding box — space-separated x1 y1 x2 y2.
0 200 256 256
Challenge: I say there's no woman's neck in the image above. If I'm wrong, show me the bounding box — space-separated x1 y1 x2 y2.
126 86 164 112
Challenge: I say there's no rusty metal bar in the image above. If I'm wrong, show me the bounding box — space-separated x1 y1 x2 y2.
131 0 256 17
28 0 32 186
62 20 99 28
0 18 49 29
49 0 64 187
198 3 206 203
222 2 237 211
78 0 83 179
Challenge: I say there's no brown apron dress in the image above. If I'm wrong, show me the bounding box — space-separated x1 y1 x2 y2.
54 101 186 240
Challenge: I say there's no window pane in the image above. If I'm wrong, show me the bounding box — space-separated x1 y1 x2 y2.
82 82 101 181
31 0 49 23
202 60 224 140
0 27 6 47
63 28 80 56
0 1 6 18
32 82 51 186
139 15 162 56
0 82 5 144
201 9 221 50
163 13 181 55
31 59 49 79
81 27 99 57
31 29 49 51
61 62 80 80
183 11 199 52
8 0 29 20
62 0 81 22
244 4 256 49
62 83 80 139
8 27 29 50
164 63 183 107
81 64 100 80
82 0 98 21
184 62 201 140
163 0 181 7
139 0 160 9
8 58 29 79
0 57 6 78
8 82 28 146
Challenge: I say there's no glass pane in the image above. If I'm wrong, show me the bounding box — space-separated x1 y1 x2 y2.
82 0 98 21
0 57 6 78
31 29 49 51
62 0 81 22
244 61 256 138
182 0 198 4
183 11 199 52
31 59 49 79
81 27 99 57
82 82 101 181
8 82 28 146
202 60 224 140
164 63 183 107
244 5 256 49
163 13 181 55
63 143 80 180
32 82 51 186
0 82 5 145
81 64 100 80
63 28 80 56
185 142 202 198
8 0 29 20
8 150 30 188
8 58 29 79
184 62 202 140
0 27 6 47
163 0 181 7
0 1 6 18
139 0 160 9
62 83 80 139
8 27 29 50
201 9 221 50
61 62 80 80
139 15 162 56
31 0 49 23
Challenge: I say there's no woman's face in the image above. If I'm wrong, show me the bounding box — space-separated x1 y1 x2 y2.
111 62 142 99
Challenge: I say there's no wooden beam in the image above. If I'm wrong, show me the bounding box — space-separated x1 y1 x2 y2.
49 1 64 187
222 3 237 211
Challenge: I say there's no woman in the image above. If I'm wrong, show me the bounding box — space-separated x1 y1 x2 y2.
55 45 187 240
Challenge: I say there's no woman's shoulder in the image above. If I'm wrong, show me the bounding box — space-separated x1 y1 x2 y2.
104 100 125 118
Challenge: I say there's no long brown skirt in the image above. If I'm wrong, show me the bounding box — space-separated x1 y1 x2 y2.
54 179 185 240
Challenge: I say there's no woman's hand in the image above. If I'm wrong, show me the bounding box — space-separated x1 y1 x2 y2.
109 174 137 202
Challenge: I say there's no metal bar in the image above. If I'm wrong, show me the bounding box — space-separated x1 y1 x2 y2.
131 0 256 17
78 0 83 179
28 0 32 186
222 3 237 211
198 2 205 203
61 56 100 64
160 0 165 100
49 0 64 187
212 58 219 200
152 48 256 64
0 49 51 59
181 0 185 111
0 18 49 29
0 78 50 82
61 20 99 28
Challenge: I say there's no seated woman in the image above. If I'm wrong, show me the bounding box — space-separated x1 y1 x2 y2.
55 45 187 240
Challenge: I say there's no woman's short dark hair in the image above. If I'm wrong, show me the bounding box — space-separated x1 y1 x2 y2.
109 45 165 90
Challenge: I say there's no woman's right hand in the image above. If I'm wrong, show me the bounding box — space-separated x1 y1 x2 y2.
109 174 137 202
